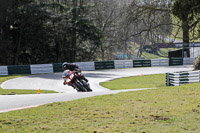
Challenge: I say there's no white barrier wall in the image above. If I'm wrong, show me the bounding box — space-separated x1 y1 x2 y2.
183 58 195 65
151 58 169 67
166 70 200 86
0 66 8 75
75 62 95 71
114 60 133 69
1 58 197 75
30 64 53 74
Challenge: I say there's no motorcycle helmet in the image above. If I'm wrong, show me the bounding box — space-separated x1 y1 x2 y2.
62 62 70 70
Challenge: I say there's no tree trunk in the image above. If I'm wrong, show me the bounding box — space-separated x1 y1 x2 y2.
13 27 23 65
182 20 190 57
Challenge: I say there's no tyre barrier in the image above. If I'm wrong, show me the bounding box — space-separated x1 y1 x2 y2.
0 58 195 75
166 70 200 86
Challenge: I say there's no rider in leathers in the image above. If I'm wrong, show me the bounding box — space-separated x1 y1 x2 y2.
62 62 88 86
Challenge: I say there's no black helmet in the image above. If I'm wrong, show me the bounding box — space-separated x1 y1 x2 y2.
62 62 69 70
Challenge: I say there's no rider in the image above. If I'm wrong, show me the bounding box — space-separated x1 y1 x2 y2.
62 62 88 85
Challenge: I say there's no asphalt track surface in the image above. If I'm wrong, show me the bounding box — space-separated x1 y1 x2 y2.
0 66 194 113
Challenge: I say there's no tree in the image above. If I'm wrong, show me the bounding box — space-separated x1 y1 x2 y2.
0 0 13 65
0 0 102 65
119 0 173 57
55 0 102 62
172 0 200 57
7 0 53 64
90 0 122 60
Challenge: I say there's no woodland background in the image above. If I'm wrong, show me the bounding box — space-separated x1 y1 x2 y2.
0 0 200 65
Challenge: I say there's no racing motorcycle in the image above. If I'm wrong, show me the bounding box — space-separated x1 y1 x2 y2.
63 71 92 92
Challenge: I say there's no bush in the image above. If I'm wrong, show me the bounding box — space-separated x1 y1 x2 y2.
194 56 200 70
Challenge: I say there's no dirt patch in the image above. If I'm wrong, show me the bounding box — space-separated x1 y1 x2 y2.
150 115 170 121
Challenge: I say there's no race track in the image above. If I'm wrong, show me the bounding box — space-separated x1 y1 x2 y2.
0 66 193 113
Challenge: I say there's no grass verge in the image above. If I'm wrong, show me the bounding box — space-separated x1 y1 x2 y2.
101 74 166 90
0 75 57 95
1 74 200 132
141 48 178 59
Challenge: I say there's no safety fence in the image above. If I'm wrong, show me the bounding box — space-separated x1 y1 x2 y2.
95 61 115 70
0 66 8 76
8 65 31 75
169 58 183 66
151 58 169 67
0 58 195 75
31 64 53 74
114 60 133 69
166 70 200 86
133 60 151 67
183 58 195 65
75 62 95 71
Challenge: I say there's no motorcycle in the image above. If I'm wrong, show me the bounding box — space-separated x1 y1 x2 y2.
63 71 92 92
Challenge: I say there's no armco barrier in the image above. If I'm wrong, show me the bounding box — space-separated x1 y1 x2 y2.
30 64 53 74
151 58 169 67
95 61 115 70
53 63 63 72
166 70 200 86
0 58 195 76
114 60 133 69
0 66 8 75
183 58 195 65
169 57 183 66
75 62 95 71
133 60 151 67
8 65 31 75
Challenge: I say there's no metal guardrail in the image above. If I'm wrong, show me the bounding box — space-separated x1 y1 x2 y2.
169 58 183 66
0 58 196 75
75 62 95 71
114 60 133 69
7 65 31 75
166 70 200 86
133 60 151 67
151 58 169 67
31 64 53 74
53 63 63 72
95 61 115 70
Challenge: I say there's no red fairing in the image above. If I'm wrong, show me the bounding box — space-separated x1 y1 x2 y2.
64 71 76 84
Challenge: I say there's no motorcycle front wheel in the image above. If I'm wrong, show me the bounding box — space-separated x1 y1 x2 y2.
74 81 87 92
81 80 92 92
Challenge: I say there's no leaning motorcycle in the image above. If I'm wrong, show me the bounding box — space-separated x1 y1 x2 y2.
63 71 92 92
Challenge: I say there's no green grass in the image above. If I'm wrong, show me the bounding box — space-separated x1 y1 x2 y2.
0 75 57 95
1 74 200 132
101 74 166 90
141 48 178 59
141 52 163 59
1 82 200 132
158 48 178 57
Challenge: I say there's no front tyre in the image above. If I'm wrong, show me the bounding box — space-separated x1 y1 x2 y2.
81 80 92 92
74 81 87 92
